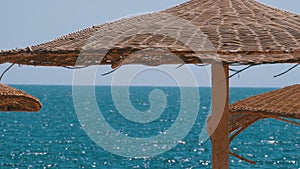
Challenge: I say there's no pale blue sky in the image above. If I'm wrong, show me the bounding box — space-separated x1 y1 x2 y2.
0 0 299 87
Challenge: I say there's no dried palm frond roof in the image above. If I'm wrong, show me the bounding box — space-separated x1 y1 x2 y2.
228 84 300 164
1 0 300 67
0 84 42 112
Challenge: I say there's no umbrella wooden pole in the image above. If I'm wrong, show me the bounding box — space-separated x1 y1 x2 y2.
211 64 229 169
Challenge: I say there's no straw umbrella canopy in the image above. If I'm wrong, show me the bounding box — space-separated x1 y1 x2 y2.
0 0 300 66
230 84 300 120
229 84 300 140
228 84 300 163
0 84 42 112
0 0 300 168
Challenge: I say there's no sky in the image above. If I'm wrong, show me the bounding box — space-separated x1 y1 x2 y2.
0 0 299 87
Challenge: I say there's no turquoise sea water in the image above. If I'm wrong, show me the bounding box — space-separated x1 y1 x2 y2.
0 85 299 169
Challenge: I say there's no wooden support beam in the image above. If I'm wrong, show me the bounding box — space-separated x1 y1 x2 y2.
210 63 229 169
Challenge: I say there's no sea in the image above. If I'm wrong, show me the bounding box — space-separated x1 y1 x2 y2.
0 85 298 169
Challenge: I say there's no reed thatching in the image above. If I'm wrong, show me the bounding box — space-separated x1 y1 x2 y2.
0 0 300 67
0 84 42 112
228 84 300 163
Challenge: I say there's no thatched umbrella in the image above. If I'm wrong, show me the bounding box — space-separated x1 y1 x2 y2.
0 0 300 168
228 84 300 163
0 84 42 112
230 84 300 120
1 0 300 67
